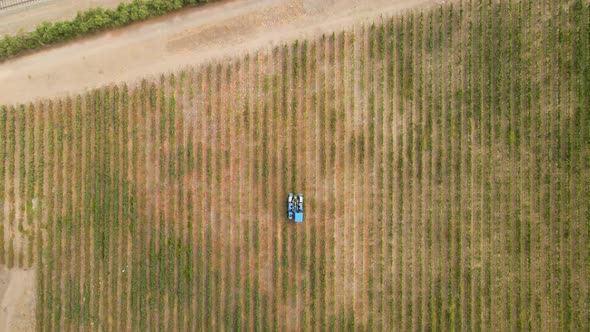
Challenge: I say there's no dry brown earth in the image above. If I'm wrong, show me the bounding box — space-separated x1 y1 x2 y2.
0 268 35 332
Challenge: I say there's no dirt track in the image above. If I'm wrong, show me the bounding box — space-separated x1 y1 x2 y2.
0 0 438 105
0 269 35 331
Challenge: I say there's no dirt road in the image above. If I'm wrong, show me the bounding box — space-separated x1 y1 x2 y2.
0 0 439 105
0 269 35 331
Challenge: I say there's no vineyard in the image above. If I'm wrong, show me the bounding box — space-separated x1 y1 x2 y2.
0 0 588 330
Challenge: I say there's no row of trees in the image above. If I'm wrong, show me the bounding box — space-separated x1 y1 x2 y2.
0 0 213 60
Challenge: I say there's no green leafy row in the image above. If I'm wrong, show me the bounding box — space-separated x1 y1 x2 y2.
0 0 215 60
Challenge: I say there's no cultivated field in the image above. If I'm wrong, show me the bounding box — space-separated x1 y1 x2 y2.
0 0 588 330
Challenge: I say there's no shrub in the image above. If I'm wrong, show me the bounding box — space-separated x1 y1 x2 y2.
0 0 215 60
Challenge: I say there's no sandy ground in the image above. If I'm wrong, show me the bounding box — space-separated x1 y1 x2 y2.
0 0 129 35
0 0 439 105
0 268 35 332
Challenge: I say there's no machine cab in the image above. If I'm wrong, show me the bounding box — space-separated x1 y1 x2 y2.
295 194 304 222
288 193 304 223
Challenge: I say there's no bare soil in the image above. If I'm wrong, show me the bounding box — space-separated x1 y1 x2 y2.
0 0 439 106
0 268 35 332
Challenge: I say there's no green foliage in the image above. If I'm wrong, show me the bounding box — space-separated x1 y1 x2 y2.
0 0 216 60
7 238 14 268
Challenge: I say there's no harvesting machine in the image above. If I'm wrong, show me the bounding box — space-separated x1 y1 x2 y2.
287 193 304 223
